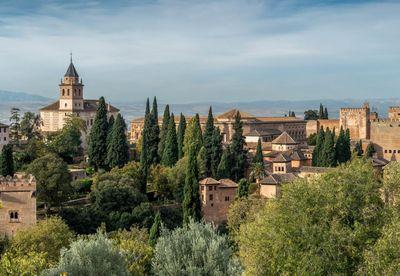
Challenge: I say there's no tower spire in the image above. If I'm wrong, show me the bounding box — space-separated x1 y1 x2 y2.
70 51 73 63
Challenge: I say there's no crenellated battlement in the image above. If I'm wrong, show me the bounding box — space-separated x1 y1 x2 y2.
340 107 368 112
0 173 36 191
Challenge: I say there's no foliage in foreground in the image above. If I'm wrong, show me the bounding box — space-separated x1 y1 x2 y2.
152 220 242 275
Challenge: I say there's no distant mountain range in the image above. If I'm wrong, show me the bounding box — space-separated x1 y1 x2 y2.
0 90 399 125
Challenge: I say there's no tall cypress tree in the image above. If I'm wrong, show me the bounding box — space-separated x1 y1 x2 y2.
149 212 162 247
322 128 336 167
107 113 129 169
158 105 170 159
140 98 151 193
148 96 160 164
335 126 346 164
253 138 264 164
161 113 178 167
210 127 223 178
183 114 203 156
88 96 108 170
324 107 329 119
319 104 324 119
230 112 247 181
312 127 325 166
197 146 207 180
217 148 231 179
203 106 214 177
182 144 201 224
0 144 14 176
177 113 186 159
107 115 115 145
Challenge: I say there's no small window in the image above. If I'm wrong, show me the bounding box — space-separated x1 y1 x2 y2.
211 203 214 207
62 89 65 96
4 137 6 141
214 186 217 191
225 196 230 202
65 103 67 108
385 150 388 153
201 186 204 191
389 150 392 153
209 194 213 201
208 186 212 191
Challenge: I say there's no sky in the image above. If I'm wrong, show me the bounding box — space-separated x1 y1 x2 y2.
0 0 399 103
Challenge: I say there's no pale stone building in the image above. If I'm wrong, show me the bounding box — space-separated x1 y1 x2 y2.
40 58 119 138
199 178 238 225
0 123 10 150
0 174 36 237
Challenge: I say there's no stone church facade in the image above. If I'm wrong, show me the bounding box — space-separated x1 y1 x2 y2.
39 58 119 137
0 174 36 237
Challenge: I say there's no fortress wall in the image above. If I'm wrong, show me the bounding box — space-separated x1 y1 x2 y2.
370 120 400 161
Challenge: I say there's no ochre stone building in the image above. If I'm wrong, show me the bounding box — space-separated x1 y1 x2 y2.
130 109 307 145
40 58 119 138
0 174 36 237
199 178 238 225
0 123 10 150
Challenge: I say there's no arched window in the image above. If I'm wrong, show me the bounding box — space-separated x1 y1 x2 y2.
65 103 67 108
10 212 14 219
62 89 65 96
14 212 18 219
67 89 70 96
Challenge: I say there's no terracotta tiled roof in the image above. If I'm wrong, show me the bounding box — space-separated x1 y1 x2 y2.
219 179 238 188
259 173 297 185
272 131 298 145
290 149 307 161
199 177 219 185
273 153 292 163
255 117 304 122
40 100 119 112
217 109 255 120
244 129 282 137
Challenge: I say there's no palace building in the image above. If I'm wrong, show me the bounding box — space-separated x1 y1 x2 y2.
39 58 119 136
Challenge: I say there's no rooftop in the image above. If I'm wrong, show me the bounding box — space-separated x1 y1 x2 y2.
272 131 298 145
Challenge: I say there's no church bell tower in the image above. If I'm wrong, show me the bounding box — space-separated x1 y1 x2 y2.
59 55 84 111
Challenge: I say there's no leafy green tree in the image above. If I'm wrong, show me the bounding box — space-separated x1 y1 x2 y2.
111 227 153 275
149 212 162 247
6 217 73 267
312 127 325 166
365 142 375 158
249 162 266 183
197 146 207 180
211 127 223 178
27 154 72 210
304 109 319 120
88 96 108 170
167 157 187 202
107 113 129 169
238 159 384 275
203 106 215 177
237 178 250 198
307 133 317 145
9 107 21 144
217 149 231 180
182 144 201 224
354 140 363 157
321 128 336 167
0 251 47 276
161 113 178 167
44 230 129 276
149 164 172 200
158 104 170 158
152 220 242 275
0 144 14 176
20 111 41 140
107 114 115 145
230 112 247 181
183 113 203 156
381 162 400 206
253 138 263 164
177 113 186 159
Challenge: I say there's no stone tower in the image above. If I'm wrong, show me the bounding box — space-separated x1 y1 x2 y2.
59 55 84 111
0 174 36 237
339 102 370 140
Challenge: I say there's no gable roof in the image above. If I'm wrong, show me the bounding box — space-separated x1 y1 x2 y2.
272 131 298 145
219 178 238 188
244 129 282 137
290 149 307 161
259 173 297 185
199 177 219 185
273 153 292 163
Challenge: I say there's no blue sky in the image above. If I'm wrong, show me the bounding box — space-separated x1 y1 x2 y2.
0 0 399 103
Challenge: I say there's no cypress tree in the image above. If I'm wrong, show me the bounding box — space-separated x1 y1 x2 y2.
312 127 325 166
182 144 201 224
253 138 264 164
0 144 14 176
354 140 363 157
322 128 336 167
107 115 115 145
203 106 214 177
344 128 351 162
148 97 160 164
217 149 231 180
149 212 162 247
210 127 223 178
177 113 186 159
197 146 207 179
140 98 151 193
183 114 203 156
230 112 247 181
158 105 170 159
88 96 108 170
106 113 129 169
335 126 346 164
319 104 324 119
365 142 375 158
324 107 329 119
236 178 250 198
161 113 178 167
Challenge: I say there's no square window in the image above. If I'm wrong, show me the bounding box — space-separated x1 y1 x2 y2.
209 194 213 201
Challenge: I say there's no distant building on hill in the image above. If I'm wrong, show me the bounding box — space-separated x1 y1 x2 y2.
0 123 10 150
199 178 238 225
0 174 36 237
39 57 119 145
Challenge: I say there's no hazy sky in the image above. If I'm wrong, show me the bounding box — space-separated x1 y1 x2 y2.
0 0 399 103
